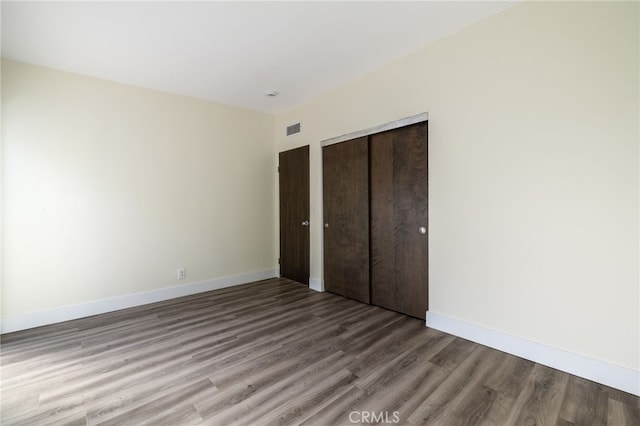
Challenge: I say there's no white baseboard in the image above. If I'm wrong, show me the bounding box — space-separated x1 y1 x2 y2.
309 277 323 292
1 269 278 334
426 311 640 396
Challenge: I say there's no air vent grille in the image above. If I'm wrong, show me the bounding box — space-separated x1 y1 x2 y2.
286 122 301 136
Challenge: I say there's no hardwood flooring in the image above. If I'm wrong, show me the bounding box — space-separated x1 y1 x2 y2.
1 278 638 425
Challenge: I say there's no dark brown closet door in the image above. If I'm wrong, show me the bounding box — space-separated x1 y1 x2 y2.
370 122 428 319
322 137 370 303
279 145 310 285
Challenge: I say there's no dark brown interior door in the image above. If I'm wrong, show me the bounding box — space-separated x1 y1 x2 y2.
370 122 428 319
322 137 370 303
279 146 310 285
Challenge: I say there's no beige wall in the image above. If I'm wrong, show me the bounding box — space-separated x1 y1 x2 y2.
2 59 276 317
275 1 639 370
0 58 3 318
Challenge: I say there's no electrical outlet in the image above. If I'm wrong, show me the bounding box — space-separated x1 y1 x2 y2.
177 268 186 280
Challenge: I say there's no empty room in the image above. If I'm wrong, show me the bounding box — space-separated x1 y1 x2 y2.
1 1 638 425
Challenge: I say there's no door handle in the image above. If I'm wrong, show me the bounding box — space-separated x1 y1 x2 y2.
302 221 310 226
419 226 427 235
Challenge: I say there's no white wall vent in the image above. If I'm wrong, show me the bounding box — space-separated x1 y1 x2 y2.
286 122 301 136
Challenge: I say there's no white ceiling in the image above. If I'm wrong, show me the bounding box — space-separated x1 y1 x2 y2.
2 1 517 114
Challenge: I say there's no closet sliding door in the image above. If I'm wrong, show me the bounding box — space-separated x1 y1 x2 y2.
370 122 428 319
322 137 370 303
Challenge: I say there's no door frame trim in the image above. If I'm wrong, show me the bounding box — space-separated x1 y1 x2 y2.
321 112 428 147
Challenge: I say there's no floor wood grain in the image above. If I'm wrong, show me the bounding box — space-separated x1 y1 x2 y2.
1 278 638 425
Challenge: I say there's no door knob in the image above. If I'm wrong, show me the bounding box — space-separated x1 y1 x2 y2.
419 226 426 234
302 221 310 226
324 223 329 228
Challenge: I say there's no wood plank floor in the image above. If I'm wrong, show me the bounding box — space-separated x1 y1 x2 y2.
1 278 638 425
